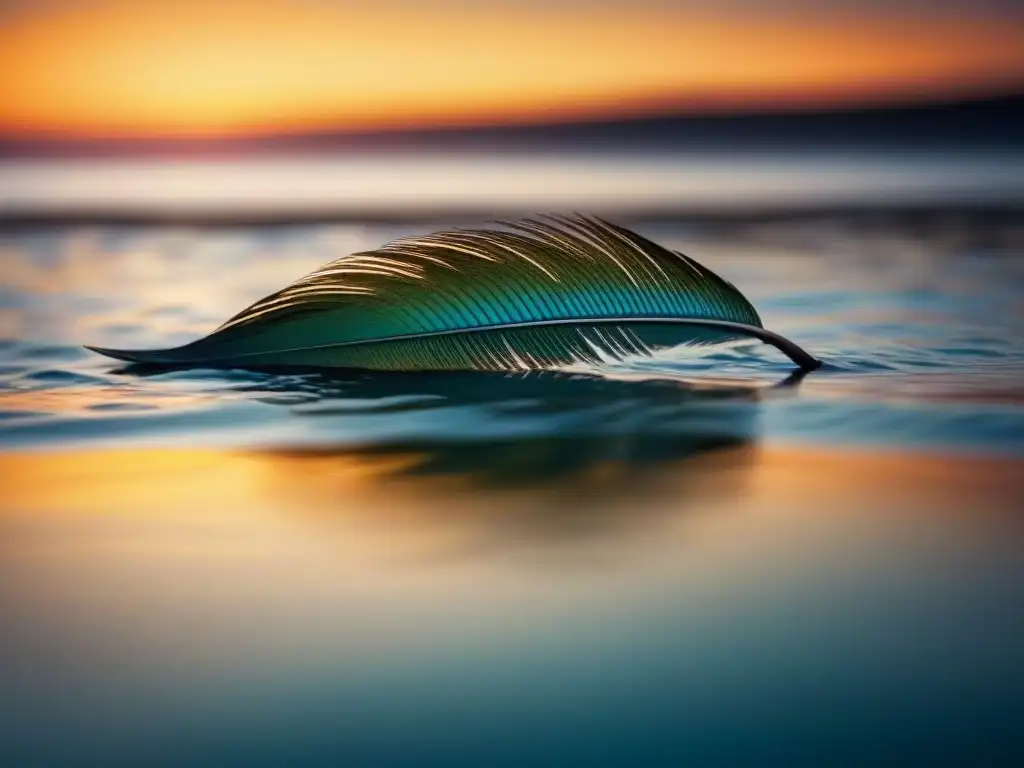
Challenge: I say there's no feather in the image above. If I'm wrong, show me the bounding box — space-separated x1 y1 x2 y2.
86 215 821 372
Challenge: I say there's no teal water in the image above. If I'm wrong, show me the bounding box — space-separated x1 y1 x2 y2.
2 214 1023 454
1 211 1023 765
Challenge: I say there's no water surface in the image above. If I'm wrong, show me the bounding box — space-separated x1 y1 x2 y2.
1 211 1023 765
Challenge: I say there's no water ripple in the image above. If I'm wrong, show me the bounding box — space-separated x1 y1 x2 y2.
1 215 1022 455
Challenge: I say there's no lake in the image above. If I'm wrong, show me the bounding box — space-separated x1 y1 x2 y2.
1 157 1023 764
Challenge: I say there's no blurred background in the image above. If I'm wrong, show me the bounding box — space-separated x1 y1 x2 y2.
1 2 1023 766
1 0 1023 219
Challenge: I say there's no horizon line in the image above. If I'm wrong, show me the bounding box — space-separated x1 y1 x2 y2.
1 89 1021 150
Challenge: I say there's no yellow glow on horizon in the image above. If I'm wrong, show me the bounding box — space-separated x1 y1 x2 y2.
1 0 1023 138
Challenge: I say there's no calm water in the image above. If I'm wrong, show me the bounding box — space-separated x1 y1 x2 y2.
2 211 1023 765
3 213 1023 453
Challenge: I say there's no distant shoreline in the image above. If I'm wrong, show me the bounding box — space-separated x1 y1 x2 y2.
2 92 1021 160
1 202 1021 229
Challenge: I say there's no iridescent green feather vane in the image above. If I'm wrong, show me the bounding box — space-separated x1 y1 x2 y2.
86 215 821 372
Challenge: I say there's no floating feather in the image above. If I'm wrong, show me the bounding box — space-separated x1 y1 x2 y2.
87 215 821 372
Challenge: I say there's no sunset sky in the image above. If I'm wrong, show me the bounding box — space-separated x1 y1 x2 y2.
1 0 1023 139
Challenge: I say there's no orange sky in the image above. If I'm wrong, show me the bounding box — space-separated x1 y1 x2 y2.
1 0 1023 139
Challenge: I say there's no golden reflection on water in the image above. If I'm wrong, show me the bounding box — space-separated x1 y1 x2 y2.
3 443 1018 573
0 384 222 415
1 443 1020 688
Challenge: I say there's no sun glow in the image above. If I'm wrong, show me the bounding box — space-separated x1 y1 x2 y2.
1 0 1023 139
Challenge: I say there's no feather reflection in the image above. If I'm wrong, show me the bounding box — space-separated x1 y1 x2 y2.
109 367 803 551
